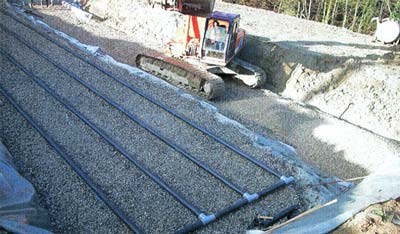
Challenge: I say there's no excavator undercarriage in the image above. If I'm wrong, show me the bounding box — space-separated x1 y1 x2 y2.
136 53 225 99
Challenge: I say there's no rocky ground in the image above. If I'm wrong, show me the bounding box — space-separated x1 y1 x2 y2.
19 0 399 177
332 199 400 234
0 2 341 233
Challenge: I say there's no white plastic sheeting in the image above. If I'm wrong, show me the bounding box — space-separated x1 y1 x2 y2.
269 158 400 234
0 142 53 234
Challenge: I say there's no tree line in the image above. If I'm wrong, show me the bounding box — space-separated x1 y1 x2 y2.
223 0 400 34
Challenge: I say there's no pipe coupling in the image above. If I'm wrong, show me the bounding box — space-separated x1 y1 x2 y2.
280 175 295 184
243 192 259 202
198 213 216 225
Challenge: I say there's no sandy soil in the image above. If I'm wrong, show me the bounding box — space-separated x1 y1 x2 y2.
215 1 400 142
333 199 400 234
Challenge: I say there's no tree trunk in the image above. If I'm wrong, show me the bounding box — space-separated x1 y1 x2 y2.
277 1 282 14
386 0 392 15
316 0 324 21
357 0 373 33
350 0 360 31
296 1 301 18
324 0 334 24
308 0 312 20
342 0 349 28
331 0 338 25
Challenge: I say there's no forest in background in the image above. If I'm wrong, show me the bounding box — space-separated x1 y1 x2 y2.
222 0 400 34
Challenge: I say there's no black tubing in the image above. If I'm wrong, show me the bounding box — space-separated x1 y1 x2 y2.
0 48 204 217
0 9 296 233
176 179 287 233
257 204 300 228
0 85 144 234
0 22 247 196
0 9 282 178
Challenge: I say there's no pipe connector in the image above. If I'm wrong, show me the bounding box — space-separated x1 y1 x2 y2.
198 213 216 225
280 175 295 184
243 192 260 203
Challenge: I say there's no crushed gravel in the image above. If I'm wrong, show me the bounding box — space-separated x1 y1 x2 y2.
21 1 400 178
0 6 306 233
2 2 398 233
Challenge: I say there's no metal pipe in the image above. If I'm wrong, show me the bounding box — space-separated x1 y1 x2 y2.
0 48 204 217
0 23 247 196
0 9 282 178
0 85 144 234
176 178 292 233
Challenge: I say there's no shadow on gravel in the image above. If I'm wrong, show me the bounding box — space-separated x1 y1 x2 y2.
34 8 370 179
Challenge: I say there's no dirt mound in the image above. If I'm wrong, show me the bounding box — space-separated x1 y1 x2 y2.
86 0 182 51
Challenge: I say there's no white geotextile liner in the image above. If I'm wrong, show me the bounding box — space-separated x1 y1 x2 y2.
269 158 400 234
0 142 52 234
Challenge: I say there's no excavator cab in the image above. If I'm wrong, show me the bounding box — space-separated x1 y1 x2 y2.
201 12 245 66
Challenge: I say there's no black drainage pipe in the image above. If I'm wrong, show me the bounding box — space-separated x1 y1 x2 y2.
0 48 204 217
250 204 300 229
0 9 282 178
0 45 295 234
1 47 295 233
0 85 144 234
176 177 294 233
1 9 297 231
0 23 247 196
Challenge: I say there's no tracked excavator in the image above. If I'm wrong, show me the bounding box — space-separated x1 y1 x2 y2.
136 0 266 99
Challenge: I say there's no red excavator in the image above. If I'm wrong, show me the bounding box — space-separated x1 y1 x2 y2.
136 0 266 99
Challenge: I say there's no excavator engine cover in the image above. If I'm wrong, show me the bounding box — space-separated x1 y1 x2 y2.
177 0 215 17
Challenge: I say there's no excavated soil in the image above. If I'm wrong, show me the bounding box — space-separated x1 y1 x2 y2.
332 198 400 234
83 0 400 142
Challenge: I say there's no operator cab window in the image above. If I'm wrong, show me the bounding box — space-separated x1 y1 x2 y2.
204 19 229 59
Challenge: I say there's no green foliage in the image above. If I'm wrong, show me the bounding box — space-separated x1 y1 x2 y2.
392 1 400 20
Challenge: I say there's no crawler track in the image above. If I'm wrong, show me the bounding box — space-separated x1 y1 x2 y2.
0 7 295 233
136 53 225 100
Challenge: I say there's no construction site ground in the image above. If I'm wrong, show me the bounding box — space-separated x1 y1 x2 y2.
1 0 399 233
25 1 400 178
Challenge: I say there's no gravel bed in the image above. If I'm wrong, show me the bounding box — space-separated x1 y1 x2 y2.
19 1 400 179
2 2 397 233
0 7 303 234
0 61 130 234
